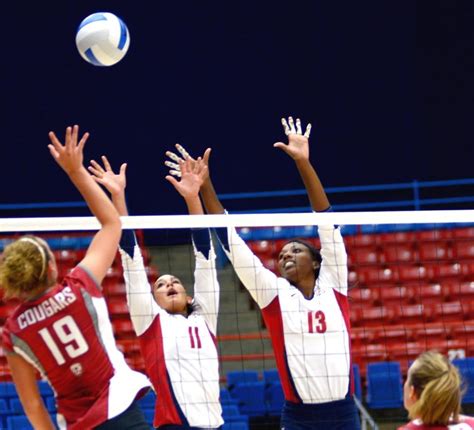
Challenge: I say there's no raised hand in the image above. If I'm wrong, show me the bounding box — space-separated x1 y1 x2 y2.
166 157 208 200
165 144 211 183
48 125 89 175
273 116 312 161
88 156 127 197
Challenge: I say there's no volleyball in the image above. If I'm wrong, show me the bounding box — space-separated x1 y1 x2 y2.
76 12 130 67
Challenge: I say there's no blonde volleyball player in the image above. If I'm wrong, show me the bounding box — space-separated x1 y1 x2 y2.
0 126 151 430
399 351 474 429
88 156 223 429
165 117 360 430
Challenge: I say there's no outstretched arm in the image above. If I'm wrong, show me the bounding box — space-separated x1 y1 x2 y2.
7 355 55 430
274 117 330 212
48 126 121 284
88 156 160 334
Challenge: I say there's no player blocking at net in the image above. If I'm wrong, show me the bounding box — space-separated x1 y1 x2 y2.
88 155 224 429
166 117 360 430
0 126 151 430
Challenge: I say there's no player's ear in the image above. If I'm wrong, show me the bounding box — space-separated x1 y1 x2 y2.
186 296 193 305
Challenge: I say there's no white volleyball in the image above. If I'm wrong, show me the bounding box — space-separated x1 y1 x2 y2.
76 12 130 66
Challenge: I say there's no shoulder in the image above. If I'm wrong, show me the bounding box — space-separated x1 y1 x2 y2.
63 265 102 297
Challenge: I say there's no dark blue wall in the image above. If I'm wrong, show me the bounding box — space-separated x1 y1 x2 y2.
2 1 472 215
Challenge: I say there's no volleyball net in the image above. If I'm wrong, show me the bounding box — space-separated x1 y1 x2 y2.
1 210 474 426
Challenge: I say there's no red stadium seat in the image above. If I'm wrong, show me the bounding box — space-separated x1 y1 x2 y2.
448 281 474 302
373 327 415 345
358 306 395 326
392 303 432 325
405 282 446 305
112 319 135 339
461 262 474 280
248 240 276 258
349 247 380 266
106 298 129 317
356 267 397 285
418 242 452 262
453 240 474 260
381 243 417 264
103 282 127 297
417 229 453 242
388 341 424 367
379 231 417 244
451 227 474 239
431 263 462 280
372 285 409 306
349 288 374 307
432 301 469 322
414 323 451 344
347 233 379 248
396 265 432 283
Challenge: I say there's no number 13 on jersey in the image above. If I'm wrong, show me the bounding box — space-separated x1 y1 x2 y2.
307 310 327 333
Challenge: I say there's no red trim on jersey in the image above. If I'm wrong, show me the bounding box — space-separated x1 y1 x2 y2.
333 290 354 396
262 297 300 403
194 327 202 349
188 326 195 349
139 315 184 427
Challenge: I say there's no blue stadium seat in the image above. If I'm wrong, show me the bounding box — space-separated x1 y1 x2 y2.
352 363 362 399
266 381 284 416
9 397 24 414
262 369 280 384
220 388 238 406
45 396 56 412
0 398 9 413
366 361 403 409
230 381 266 417
37 381 53 398
7 415 33 430
453 358 474 404
226 370 259 389
222 421 249 430
222 404 249 424
0 382 18 398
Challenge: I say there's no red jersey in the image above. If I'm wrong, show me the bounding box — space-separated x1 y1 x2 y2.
399 416 474 429
2 266 150 430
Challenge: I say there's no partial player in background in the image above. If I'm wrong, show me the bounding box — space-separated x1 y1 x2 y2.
0 126 151 430
166 117 360 430
88 156 224 429
398 351 474 430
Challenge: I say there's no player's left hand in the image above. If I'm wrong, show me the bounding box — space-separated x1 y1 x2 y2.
273 116 312 161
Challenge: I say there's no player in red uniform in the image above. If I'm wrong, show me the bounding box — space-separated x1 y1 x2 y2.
88 155 223 429
0 125 151 430
398 351 474 430
165 117 360 430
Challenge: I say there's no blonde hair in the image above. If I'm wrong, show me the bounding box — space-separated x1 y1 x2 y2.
0 236 50 299
408 350 463 426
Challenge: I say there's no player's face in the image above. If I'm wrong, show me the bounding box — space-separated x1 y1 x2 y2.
277 242 318 285
403 362 418 410
153 274 191 315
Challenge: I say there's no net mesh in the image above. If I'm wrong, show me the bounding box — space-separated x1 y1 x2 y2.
1 210 473 428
